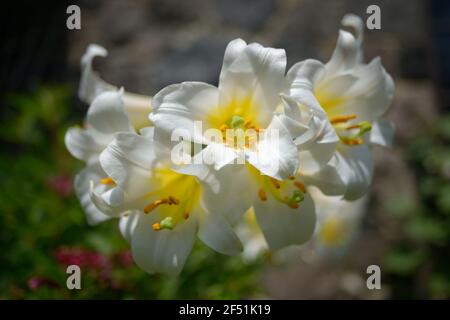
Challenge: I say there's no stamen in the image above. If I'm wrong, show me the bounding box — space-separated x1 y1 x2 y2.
330 114 357 124
258 189 267 201
270 178 281 189
286 190 304 209
144 199 168 214
288 176 295 180
220 124 229 132
341 137 363 146
183 212 190 220
100 177 115 185
294 181 307 193
345 124 361 130
152 222 161 231
244 119 253 128
168 196 180 205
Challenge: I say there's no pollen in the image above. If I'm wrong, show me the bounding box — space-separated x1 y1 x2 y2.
330 114 357 124
168 196 180 205
100 177 115 185
288 176 295 180
152 222 161 231
258 189 267 201
183 212 190 220
270 178 281 189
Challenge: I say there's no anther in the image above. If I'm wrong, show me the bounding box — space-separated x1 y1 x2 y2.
258 189 267 201
152 222 161 231
294 181 307 193
100 177 115 185
168 196 180 205
341 137 363 146
144 199 168 214
330 114 357 124
270 178 281 189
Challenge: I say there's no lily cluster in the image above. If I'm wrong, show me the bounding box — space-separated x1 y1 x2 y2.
65 15 394 275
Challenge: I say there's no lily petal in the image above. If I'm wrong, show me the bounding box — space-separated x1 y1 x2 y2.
198 210 243 256
74 164 111 225
370 117 394 147
79 44 115 104
219 39 287 126
333 145 374 200
247 116 298 180
131 212 197 276
119 212 139 243
65 127 104 164
254 192 316 251
150 82 220 144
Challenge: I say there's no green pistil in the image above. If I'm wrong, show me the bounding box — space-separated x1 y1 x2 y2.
286 189 304 206
160 217 175 230
230 115 245 129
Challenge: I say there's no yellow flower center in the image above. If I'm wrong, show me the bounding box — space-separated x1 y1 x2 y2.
315 87 372 147
207 97 263 150
319 216 348 247
143 166 201 231
248 165 306 209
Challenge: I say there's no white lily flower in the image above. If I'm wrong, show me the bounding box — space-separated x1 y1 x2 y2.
236 187 367 262
65 89 135 225
90 129 245 275
286 14 395 200
79 44 152 130
66 44 153 226
308 186 367 255
149 39 330 251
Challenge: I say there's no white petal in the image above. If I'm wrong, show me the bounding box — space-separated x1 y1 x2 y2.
89 182 127 218
198 210 243 256
99 132 156 198
300 164 346 196
86 90 134 139
79 44 116 104
254 192 316 250
297 117 339 173
370 118 394 147
329 58 395 122
197 143 238 170
199 164 255 225
74 164 111 225
150 82 220 144
325 30 359 75
286 59 327 116
341 14 364 62
334 145 374 200
64 127 104 164
131 213 197 276
119 212 139 243
247 116 298 180
219 39 287 126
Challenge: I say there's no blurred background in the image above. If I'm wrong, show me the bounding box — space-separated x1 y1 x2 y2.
1 0 450 299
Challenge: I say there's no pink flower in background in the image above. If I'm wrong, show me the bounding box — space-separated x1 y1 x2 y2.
47 174 72 198
27 277 57 291
54 247 110 271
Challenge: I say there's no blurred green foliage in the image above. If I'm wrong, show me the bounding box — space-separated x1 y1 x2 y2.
0 86 263 299
383 116 450 299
